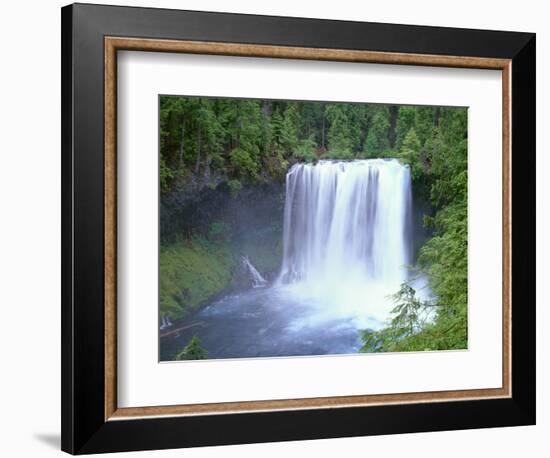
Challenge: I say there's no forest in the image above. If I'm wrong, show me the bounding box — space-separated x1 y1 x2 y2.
160 95 468 357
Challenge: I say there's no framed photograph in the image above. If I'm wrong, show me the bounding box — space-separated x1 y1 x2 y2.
61 3 536 454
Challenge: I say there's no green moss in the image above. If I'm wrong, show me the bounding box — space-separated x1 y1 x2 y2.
160 239 235 320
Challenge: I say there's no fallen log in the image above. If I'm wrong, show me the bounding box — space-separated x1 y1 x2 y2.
160 321 206 338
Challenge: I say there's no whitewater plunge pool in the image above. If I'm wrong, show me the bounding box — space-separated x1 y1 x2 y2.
160 159 423 361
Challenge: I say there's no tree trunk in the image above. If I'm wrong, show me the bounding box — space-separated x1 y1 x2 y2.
238 117 243 148
204 155 211 183
179 118 185 167
262 100 270 156
321 110 326 148
194 124 202 174
388 105 398 149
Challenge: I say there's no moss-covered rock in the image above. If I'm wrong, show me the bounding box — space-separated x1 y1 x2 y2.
160 239 235 320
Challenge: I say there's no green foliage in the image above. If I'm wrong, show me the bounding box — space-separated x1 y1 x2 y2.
358 149 397 160
429 108 468 207
322 149 355 160
388 284 426 334
416 201 468 349
360 283 436 352
159 155 174 193
398 128 422 180
227 179 243 198
279 103 300 153
363 107 390 155
176 335 208 360
230 147 259 179
325 104 354 153
159 96 431 191
394 106 416 150
292 137 318 162
159 239 235 320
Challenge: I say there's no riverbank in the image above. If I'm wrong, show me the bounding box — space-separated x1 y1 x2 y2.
160 232 283 321
160 178 285 321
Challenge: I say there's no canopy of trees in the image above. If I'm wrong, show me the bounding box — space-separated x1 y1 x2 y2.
160 97 451 194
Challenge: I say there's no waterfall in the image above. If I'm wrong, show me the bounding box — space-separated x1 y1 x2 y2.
277 159 412 326
241 256 268 288
160 315 173 330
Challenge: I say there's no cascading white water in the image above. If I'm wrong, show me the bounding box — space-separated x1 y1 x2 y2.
160 315 173 330
241 255 268 288
277 159 412 328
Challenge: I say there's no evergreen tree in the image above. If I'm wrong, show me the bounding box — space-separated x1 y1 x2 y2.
363 107 390 155
280 102 300 155
395 105 416 150
325 104 354 154
399 128 422 180
175 335 208 360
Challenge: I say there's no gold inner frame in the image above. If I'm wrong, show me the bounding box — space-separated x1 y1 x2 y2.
104 37 512 421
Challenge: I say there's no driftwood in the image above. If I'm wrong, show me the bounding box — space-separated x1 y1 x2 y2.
160 321 206 338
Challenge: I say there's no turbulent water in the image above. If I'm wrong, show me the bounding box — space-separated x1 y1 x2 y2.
277 159 412 327
161 159 415 361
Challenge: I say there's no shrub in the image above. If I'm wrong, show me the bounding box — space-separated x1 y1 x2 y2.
176 335 208 360
227 179 243 198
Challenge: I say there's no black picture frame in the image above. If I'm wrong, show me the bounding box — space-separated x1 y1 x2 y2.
61 3 536 454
